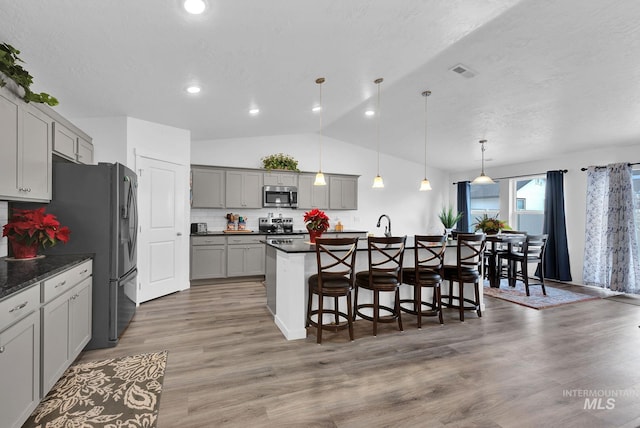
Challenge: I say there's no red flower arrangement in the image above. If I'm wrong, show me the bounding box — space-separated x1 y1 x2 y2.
303 208 330 232
2 208 71 249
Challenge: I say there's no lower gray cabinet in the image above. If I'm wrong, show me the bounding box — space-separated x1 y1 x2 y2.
191 236 227 279
227 235 265 277
0 310 40 428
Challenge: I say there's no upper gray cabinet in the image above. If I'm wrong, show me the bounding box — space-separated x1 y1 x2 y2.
263 171 298 187
52 120 94 165
191 167 225 208
225 170 263 208
76 136 94 165
329 175 358 210
297 173 329 209
0 88 52 202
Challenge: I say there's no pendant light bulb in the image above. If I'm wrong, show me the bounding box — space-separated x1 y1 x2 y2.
372 78 384 188
314 77 327 186
419 90 432 191
472 139 495 184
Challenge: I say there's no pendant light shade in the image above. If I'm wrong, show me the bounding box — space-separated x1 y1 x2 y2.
372 78 384 188
472 139 495 184
314 77 327 186
419 90 432 191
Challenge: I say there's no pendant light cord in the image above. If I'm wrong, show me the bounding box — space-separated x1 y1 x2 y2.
423 91 430 177
480 139 487 174
318 79 323 172
376 79 381 175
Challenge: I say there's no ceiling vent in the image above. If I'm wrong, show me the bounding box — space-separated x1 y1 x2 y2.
450 64 476 78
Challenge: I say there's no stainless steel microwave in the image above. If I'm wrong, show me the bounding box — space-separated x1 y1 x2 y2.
263 185 298 208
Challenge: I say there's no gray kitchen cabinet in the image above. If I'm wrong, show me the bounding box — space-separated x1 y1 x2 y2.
0 286 41 428
52 121 77 161
329 175 358 210
225 170 263 208
41 260 93 396
76 135 94 164
263 171 298 187
0 87 52 202
297 173 329 209
190 235 227 279
226 235 265 277
191 167 225 208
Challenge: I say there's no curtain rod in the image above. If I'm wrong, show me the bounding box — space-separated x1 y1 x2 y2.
452 169 568 185
580 162 640 171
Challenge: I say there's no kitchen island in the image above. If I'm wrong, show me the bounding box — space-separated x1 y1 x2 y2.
264 237 486 340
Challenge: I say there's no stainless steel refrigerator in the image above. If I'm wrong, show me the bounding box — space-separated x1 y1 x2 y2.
16 162 138 350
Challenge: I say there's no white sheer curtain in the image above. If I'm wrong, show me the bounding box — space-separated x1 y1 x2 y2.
583 163 640 293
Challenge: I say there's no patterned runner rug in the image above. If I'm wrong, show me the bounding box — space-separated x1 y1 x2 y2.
483 281 600 309
24 350 168 428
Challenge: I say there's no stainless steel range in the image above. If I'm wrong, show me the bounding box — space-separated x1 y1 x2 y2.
259 217 293 234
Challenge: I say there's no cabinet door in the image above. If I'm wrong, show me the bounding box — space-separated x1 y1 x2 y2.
53 122 77 161
20 105 52 201
297 173 329 209
76 136 94 164
191 245 226 279
192 167 225 208
242 171 263 208
244 244 266 275
0 91 20 198
41 293 71 396
225 170 263 208
69 278 92 358
264 172 297 187
329 176 358 210
226 245 246 277
0 311 40 428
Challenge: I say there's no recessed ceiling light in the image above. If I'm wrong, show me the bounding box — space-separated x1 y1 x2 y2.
184 0 206 14
186 85 201 94
365 110 375 117
249 108 260 115
312 105 322 112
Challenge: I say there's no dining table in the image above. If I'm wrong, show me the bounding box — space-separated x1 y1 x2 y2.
484 234 526 288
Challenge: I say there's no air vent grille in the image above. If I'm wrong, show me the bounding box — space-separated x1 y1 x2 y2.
450 64 476 78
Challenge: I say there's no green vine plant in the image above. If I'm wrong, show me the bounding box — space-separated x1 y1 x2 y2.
261 153 300 172
0 43 59 106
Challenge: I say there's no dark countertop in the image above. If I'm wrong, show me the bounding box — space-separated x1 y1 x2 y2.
0 254 93 301
264 236 460 254
192 229 367 237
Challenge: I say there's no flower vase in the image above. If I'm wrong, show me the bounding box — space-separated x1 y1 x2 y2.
10 241 39 259
308 229 323 244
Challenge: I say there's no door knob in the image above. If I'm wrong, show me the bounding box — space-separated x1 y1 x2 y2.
177 232 182 236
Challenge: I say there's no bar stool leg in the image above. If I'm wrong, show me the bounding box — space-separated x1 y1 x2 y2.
317 295 324 344
459 281 465 322
395 288 403 332
346 292 354 341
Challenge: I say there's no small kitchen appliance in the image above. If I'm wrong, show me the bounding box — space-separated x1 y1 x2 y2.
263 185 298 208
259 217 294 234
191 222 208 234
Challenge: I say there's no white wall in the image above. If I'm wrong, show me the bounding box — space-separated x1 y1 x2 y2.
450 141 640 284
191 133 451 236
74 116 128 165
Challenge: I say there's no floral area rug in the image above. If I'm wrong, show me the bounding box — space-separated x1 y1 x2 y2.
24 351 168 428
483 281 600 309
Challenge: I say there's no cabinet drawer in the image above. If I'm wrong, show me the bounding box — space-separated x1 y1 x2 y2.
192 235 226 246
0 285 40 331
227 235 263 245
42 260 92 303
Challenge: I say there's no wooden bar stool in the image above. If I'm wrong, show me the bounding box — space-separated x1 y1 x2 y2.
400 235 447 328
354 236 406 336
306 237 359 343
504 234 548 295
443 233 485 321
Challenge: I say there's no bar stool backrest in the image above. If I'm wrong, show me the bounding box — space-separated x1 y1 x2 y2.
366 236 407 283
314 237 359 290
414 235 447 276
455 233 486 272
523 234 548 261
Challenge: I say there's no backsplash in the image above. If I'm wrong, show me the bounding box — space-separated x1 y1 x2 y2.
0 201 7 257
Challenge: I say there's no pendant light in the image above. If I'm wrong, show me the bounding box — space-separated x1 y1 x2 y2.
313 77 327 186
471 139 495 184
372 78 384 188
419 90 432 191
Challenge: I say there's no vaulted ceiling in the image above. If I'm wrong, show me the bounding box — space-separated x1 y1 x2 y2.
2 0 639 171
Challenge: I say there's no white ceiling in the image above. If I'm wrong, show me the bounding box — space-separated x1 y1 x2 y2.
2 0 640 171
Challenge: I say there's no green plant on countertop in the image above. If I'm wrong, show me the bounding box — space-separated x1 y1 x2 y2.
438 205 464 229
0 42 59 106
261 153 300 172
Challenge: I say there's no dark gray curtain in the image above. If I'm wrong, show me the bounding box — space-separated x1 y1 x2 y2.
541 170 572 281
456 181 471 233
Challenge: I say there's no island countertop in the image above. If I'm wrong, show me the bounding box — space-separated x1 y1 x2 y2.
0 254 93 301
192 229 367 237
264 236 456 253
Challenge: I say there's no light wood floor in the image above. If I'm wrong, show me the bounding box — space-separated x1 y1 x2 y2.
78 280 640 428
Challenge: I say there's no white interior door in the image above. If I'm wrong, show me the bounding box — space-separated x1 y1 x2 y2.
136 156 187 303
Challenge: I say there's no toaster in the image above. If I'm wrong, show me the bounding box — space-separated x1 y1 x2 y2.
190 222 208 234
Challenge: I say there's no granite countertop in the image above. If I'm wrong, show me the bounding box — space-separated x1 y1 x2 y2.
264 236 458 254
192 229 367 237
0 254 93 301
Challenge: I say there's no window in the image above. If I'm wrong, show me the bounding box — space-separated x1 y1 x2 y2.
513 176 546 234
470 182 500 227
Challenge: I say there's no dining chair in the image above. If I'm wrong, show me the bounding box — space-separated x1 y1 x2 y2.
354 236 407 336
306 237 359 343
443 233 486 321
400 235 447 327
504 234 548 296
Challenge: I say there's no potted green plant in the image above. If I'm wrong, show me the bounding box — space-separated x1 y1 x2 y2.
0 42 59 106
438 205 463 237
473 213 510 234
261 153 300 172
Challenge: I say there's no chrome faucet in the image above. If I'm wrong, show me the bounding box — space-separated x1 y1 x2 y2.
376 214 391 237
